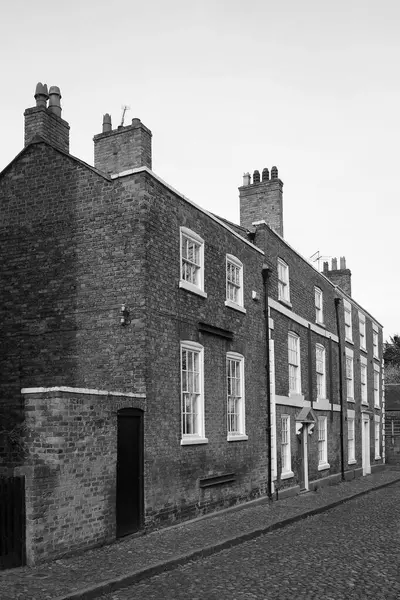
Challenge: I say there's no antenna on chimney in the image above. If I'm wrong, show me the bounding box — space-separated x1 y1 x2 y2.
310 250 331 272
120 105 131 127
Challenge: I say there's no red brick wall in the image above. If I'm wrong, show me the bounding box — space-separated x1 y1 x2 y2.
0 142 148 468
93 120 152 174
18 389 145 565
140 174 269 525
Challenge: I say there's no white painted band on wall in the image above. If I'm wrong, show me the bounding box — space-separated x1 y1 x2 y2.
21 386 146 398
268 298 339 343
275 395 341 411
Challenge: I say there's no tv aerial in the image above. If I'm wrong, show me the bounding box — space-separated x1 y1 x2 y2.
120 105 131 127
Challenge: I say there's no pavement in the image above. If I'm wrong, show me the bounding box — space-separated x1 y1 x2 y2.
1 468 400 600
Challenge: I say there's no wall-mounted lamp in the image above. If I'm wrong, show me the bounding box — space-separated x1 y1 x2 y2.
120 304 130 326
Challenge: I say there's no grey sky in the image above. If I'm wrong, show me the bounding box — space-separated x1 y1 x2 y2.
1 0 399 338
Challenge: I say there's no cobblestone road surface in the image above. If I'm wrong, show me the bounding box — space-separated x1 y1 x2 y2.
102 482 400 600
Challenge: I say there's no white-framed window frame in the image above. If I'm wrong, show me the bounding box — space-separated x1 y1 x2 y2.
360 356 368 405
180 340 208 445
347 410 356 464
359 312 366 351
345 348 354 402
317 416 329 470
344 300 353 343
315 287 323 325
288 332 301 395
278 258 290 304
373 324 379 359
374 416 381 459
316 343 326 400
179 227 207 298
281 414 293 479
373 364 380 408
225 255 246 313
226 352 247 441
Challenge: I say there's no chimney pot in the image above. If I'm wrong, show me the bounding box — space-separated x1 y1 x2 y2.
332 257 338 270
262 168 270 181
48 86 62 118
242 172 251 186
253 169 260 184
34 82 49 108
271 166 278 180
323 261 329 274
340 256 346 270
102 113 112 133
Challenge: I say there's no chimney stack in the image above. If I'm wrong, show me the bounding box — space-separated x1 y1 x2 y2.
93 115 152 175
323 256 352 296
239 166 284 237
24 82 70 153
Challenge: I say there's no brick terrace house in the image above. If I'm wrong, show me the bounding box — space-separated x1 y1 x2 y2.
385 383 400 464
0 83 384 565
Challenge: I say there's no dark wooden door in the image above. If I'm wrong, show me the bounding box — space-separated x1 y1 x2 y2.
116 409 143 537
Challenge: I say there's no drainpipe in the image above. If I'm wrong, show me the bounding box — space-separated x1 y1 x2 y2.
334 297 345 481
262 264 273 500
329 336 334 422
307 325 313 408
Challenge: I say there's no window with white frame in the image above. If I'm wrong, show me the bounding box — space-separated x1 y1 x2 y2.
318 416 328 468
316 344 326 400
348 417 355 463
225 255 244 310
181 341 207 444
361 359 368 405
288 332 301 394
281 415 292 476
278 259 290 303
345 349 354 401
359 312 366 350
315 287 323 324
180 227 206 296
373 325 379 359
374 366 380 407
374 420 381 458
227 353 247 440
344 300 353 342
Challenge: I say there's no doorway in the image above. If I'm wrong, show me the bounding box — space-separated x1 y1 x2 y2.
361 414 371 476
298 425 309 491
116 408 144 537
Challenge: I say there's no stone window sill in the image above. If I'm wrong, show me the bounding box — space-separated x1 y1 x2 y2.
278 298 292 309
179 280 207 298
227 434 248 442
224 300 246 314
318 462 330 471
281 470 294 480
180 437 208 446
348 460 357 465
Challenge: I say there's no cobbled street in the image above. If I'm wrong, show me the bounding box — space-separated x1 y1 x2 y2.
102 482 400 600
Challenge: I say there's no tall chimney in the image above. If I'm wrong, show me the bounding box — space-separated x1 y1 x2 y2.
239 166 284 236
324 256 352 296
24 82 70 153
93 116 152 175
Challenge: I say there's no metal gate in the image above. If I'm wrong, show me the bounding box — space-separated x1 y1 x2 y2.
0 476 26 569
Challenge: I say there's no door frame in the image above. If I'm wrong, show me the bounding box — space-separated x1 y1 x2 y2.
302 425 309 490
116 407 144 536
361 413 371 476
